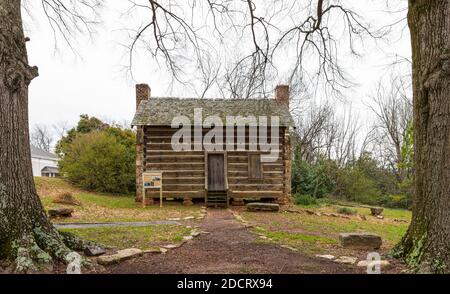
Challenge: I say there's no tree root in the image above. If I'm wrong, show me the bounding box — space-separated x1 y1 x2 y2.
7 225 95 273
393 233 449 274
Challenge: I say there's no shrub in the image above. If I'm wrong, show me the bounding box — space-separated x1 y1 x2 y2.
336 207 357 215
379 194 411 210
59 129 136 194
334 167 382 205
294 194 317 206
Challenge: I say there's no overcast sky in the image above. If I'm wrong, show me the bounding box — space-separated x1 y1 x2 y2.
24 1 411 138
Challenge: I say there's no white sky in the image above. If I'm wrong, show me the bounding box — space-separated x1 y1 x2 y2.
24 1 411 137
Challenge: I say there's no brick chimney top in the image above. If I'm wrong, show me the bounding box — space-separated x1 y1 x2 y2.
275 85 289 106
136 84 151 109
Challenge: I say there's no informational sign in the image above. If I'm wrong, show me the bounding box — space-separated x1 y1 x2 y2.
143 172 162 188
142 172 163 207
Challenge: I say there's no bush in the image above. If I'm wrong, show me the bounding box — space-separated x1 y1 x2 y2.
336 207 357 215
59 129 136 194
334 167 382 205
294 194 317 206
379 194 411 210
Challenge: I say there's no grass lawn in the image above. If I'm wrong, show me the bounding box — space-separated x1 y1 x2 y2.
60 225 192 250
35 177 202 223
238 203 411 256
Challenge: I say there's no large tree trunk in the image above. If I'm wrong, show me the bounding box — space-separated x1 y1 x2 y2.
0 0 83 272
394 0 450 273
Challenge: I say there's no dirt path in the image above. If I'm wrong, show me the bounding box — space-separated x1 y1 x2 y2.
104 209 360 274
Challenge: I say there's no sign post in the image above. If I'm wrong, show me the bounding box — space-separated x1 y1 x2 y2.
142 172 163 208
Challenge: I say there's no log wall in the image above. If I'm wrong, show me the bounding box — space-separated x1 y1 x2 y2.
141 126 291 202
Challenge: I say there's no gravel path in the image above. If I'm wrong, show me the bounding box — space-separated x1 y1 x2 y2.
54 220 180 229
103 209 360 274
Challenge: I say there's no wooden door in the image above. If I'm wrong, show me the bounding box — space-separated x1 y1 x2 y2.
207 154 225 191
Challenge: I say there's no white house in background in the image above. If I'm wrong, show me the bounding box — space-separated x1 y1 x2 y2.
30 145 60 177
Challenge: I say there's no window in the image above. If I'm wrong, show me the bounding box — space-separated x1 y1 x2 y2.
248 154 263 179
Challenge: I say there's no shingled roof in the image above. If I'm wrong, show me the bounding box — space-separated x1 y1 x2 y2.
132 97 294 127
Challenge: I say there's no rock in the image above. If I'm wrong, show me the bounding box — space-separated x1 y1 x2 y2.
393 218 408 223
159 248 168 254
280 244 298 251
246 203 280 212
190 231 201 237
316 254 335 260
163 244 180 249
339 233 382 249
357 260 390 267
183 216 195 220
168 217 181 221
84 245 106 257
370 207 384 216
182 198 193 206
376 215 384 220
334 256 357 264
97 248 142 265
183 235 193 241
143 248 161 254
48 207 74 218
258 235 268 239
53 192 81 206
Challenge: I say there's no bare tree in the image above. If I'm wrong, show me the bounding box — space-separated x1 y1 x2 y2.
292 102 335 163
30 124 53 152
52 120 71 141
368 75 413 181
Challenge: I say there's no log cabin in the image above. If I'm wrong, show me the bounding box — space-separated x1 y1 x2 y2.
131 84 294 207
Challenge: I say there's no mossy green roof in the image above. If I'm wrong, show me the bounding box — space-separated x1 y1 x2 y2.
132 97 294 126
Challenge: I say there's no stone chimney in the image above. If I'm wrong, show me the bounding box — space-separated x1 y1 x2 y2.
135 83 151 205
275 85 289 106
136 83 151 109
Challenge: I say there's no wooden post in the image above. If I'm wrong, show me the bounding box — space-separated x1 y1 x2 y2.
160 177 163 208
142 173 146 208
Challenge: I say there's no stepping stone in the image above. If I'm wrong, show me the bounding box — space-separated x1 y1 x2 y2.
84 245 106 257
190 231 201 237
48 207 74 217
280 245 298 251
316 254 335 260
246 203 280 212
97 248 142 265
143 248 161 254
183 235 193 241
339 233 382 249
163 244 179 249
334 256 357 264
